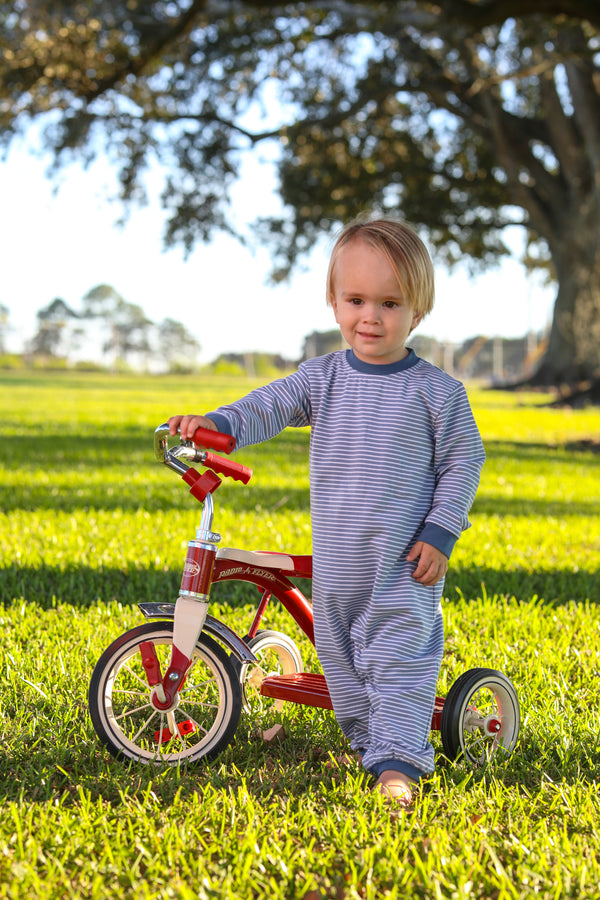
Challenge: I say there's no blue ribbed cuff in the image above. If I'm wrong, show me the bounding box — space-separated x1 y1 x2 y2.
416 522 457 558
368 758 425 783
205 413 233 436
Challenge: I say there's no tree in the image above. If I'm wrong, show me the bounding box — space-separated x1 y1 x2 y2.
156 317 201 372
30 297 79 358
81 284 153 367
1 1 599 387
0 303 9 355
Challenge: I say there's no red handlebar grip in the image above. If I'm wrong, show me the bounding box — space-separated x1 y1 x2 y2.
203 452 253 485
192 426 236 454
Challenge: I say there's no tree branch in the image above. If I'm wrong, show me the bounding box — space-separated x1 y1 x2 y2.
82 0 211 103
424 0 600 29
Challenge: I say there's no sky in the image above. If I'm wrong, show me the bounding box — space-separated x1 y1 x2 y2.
0 135 555 365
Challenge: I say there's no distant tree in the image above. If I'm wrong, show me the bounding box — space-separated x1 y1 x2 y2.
81 284 121 321
0 303 9 355
211 351 292 375
1 1 599 387
30 297 78 358
302 330 346 360
109 299 153 366
156 317 201 372
81 284 153 367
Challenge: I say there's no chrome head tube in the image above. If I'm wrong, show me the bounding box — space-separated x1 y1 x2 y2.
197 491 216 539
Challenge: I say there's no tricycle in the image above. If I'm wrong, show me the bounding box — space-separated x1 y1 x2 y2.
88 424 520 767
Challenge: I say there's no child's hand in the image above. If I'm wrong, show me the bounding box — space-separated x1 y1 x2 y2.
168 414 218 442
406 541 448 586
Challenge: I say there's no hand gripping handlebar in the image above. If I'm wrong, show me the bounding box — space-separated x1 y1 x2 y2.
154 423 252 487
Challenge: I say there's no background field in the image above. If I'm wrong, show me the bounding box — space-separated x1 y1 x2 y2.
0 369 599 899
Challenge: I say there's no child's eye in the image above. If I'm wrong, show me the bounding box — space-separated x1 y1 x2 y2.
349 297 364 305
383 300 399 309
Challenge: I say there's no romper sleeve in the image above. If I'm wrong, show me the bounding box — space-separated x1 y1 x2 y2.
416 383 485 558
206 365 312 449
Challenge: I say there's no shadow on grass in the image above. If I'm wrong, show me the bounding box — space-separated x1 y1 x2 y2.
2 714 598 807
4 481 600 517
0 429 311 513
0 483 312 513
3 432 600 518
437 731 600 790
446 566 599 605
0 706 345 807
472 494 600 517
0 428 310 472
485 440 600 464
0 563 260 610
1 562 598 611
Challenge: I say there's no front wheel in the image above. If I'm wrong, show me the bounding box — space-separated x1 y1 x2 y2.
440 667 520 766
88 621 242 765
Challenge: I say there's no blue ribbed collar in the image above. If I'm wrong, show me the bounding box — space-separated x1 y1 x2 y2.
345 348 419 375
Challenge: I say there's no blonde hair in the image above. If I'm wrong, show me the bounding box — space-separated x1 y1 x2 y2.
326 216 435 318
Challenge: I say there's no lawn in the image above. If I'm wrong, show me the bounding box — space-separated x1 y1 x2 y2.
0 369 599 899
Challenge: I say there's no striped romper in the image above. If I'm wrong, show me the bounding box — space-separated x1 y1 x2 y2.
208 348 485 780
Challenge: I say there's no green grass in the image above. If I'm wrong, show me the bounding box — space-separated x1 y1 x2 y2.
0 369 599 899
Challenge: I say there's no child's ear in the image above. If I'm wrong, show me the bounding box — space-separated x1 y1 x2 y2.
410 310 423 333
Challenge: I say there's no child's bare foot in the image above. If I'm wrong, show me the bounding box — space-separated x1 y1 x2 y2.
372 770 415 807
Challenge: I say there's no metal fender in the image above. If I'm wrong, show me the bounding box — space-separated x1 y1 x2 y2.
137 602 257 664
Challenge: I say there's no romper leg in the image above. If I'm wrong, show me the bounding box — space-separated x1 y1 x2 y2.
313 564 444 776
357 570 445 776
313 597 371 752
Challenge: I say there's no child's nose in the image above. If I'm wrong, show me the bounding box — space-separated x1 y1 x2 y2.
362 304 381 323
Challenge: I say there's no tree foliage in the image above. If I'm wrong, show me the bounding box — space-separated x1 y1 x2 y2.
0 303 10 355
1 1 599 385
30 297 80 357
156 317 201 371
18 286 200 370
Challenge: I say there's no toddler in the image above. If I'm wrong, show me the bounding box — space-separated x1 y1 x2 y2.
169 217 485 806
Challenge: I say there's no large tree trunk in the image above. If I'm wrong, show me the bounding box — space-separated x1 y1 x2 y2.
530 215 600 387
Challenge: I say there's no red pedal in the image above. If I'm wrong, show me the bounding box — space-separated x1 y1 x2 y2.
154 719 196 744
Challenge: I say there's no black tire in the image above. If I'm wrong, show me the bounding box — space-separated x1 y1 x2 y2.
88 621 242 764
440 667 520 765
237 629 303 714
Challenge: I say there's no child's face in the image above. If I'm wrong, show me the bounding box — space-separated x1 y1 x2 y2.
329 238 422 365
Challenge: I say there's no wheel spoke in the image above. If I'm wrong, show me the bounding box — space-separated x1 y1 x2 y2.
180 698 219 711
466 732 492 752
114 700 154 722
130 709 161 744
112 689 147 699
185 674 218 691
122 662 153 690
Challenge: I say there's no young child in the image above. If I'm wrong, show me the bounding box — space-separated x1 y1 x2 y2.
169 217 485 806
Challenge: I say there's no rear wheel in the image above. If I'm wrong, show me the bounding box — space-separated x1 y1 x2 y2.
88 621 242 764
238 629 303 713
440 667 520 765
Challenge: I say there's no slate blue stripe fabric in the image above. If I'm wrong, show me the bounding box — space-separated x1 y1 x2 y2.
207 349 485 774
